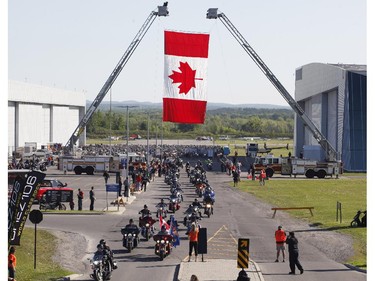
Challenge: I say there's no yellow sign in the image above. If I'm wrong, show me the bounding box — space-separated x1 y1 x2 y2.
237 238 249 268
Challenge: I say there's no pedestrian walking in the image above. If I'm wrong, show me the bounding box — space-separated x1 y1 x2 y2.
259 169 266 186
89 186 95 211
103 170 110 184
77 188 84 211
250 163 255 181
274 225 286 262
187 224 199 262
8 246 16 281
286 232 304 275
142 174 150 192
233 170 239 187
124 177 130 200
118 175 123 197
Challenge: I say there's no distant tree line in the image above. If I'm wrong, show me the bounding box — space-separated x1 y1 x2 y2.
86 107 294 139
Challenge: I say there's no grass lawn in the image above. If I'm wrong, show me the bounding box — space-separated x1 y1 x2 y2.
11 227 73 281
236 175 367 268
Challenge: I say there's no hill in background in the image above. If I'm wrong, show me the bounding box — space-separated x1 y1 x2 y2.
87 100 291 110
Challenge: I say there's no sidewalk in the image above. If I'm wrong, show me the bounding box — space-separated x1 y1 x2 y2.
177 259 264 281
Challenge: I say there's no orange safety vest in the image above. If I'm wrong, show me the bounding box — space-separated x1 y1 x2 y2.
275 229 286 243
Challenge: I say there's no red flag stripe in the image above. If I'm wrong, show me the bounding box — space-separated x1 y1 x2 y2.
165 30 209 58
163 98 207 124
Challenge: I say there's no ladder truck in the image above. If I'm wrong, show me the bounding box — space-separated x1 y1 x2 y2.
64 3 169 154
206 9 340 167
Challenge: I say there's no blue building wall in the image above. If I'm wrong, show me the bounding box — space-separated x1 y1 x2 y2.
342 72 367 171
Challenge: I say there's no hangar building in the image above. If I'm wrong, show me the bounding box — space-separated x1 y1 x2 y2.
294 63 366 172
8 80 86 155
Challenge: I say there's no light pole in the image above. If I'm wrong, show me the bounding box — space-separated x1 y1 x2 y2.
117 105 138 179
147 112 150 167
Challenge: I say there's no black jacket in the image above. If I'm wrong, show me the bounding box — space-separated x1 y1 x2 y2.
286 236 299 252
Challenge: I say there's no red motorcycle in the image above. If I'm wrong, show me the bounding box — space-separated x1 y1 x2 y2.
153 234 173 261
168 196 180 213
139 216 157 241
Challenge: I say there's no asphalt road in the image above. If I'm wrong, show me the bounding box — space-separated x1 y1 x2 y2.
28 163 366 281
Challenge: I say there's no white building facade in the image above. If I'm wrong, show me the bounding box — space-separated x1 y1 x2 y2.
8 80 86 155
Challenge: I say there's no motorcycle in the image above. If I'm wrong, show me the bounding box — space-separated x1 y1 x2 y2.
153 234 173 261
206 159 213 171
139 216 156 241
39 199 66 211
168 195 181 213
89 251 115 281
183 205 201 230
170 187 184 202
350 210 366 227
195 182 206 197
121 227 140 253
156 204 168 218
203 202 213 218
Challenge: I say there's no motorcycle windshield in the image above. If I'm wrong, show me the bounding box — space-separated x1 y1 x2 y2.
93 252 104 261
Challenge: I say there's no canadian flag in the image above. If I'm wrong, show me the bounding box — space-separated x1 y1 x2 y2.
163 30 210 124
159 215 170 231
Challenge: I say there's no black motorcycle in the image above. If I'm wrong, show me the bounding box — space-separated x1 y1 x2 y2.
350 210 366 227
89 251 115 281
121 227 140 253
39 199 66 211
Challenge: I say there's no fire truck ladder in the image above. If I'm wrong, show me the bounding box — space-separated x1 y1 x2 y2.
206 8 339 162
65 3 169 154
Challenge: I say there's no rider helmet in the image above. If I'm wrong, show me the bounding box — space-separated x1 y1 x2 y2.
195 198 198 202
144 204 148 209
99 239 106 245
129 219 134 224
161 225 166 231
161 199 164 203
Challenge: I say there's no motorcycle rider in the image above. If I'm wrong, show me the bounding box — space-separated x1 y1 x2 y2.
191 198 203 218
99 239 117 269
123 219 140 247
157 225 170 236
139 205 152 218
124 219 139 232
155 199 168 218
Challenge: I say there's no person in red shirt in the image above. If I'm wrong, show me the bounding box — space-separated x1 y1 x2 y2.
188 224 199 262
275 225 287 262
8 246 16 281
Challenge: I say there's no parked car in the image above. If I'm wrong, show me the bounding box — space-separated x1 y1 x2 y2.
35 179 73 203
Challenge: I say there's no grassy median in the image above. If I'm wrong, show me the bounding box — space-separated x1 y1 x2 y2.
236 174 367 268
11 227 73 281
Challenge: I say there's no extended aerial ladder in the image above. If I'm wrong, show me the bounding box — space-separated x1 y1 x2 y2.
65 3 169 154
206 8 339 162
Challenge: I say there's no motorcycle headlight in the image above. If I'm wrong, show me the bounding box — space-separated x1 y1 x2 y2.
128 233 132 237
133 233 136 237
166 240 169 244
207 204 211 208
146 223 150 227
93 260 100 266
161 240 165 244
157 240 160 243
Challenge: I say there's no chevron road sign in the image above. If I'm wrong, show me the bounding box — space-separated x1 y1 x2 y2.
237 238 249 269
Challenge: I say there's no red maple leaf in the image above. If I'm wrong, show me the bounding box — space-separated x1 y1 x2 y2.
168 61 202 94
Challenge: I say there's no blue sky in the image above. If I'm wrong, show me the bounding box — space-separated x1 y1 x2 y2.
8 0 367 106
